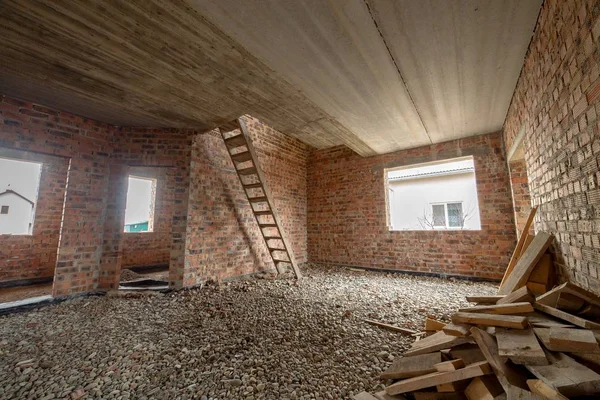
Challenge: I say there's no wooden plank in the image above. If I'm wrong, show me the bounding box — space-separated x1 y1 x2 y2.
500 206 538 288
537 282 600 309
525 352 600 397
466 296 504 304
413 393 466 400
434 359 465 372
525 312 575 329
528 254 552 285
385 361 492 395
405 331 472 357
470 327 530 390
426 318 446 331
452 313 528 329
373 391 408 400
353 392 379 400
448 344 486 365
496 286 534 305
555 292 586 313
526 380 568 400
443 323 471 337
527 282 550 296
496 328 548 366
465 376 505 400
381 353 443 380
499 232 553 295
364 319 418 335
533 303 600 329
521 234 535 256
548 327 600 353
436 381 469 392
459 302 533 315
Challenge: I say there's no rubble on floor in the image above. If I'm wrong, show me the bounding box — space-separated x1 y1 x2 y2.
354 228 600 399
0 264 495 400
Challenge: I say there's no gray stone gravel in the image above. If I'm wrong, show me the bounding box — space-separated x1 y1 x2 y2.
0 264 496 399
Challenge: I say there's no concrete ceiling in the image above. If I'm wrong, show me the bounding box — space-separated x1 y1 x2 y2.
0 0 541 155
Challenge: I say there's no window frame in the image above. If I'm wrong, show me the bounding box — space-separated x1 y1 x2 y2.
430 201 464 229
1 205 9 214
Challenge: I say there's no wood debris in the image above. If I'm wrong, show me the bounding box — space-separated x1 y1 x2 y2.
355 231 600 399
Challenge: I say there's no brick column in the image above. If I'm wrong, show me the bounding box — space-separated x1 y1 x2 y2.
53 158 110 296
98 164 129 290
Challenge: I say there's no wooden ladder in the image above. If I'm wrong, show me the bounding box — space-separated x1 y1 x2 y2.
218 118 301 279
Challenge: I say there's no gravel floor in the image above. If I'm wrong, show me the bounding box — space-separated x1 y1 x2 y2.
0 264 496 400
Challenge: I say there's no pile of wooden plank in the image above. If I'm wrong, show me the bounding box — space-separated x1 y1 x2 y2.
354 220 600 399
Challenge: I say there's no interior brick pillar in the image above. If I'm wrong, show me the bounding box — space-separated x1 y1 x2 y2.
98 164 129 291
53 158 110 296
508 159 532 238
168 138 193 290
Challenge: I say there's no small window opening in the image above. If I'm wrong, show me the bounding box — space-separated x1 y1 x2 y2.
0 157 42 235
124 176 156 233
385 156 482 231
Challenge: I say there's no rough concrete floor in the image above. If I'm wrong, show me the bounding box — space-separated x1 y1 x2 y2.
0 264 496 400
0 282 53 304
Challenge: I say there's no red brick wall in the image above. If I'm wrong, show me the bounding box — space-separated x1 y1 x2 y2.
508 159 533 237
0 149 68 283
503 0 600 292
121 167 174 269
185 116 308 285
0 95 194 295
308 132 516 280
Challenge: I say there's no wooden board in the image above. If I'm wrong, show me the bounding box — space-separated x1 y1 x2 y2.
448 344 487 365
527 282 549 296
525 312 575 329
459 302 533 315
381 353 443 380
548 327 600 353
533 303 600 330
496 286 533 305
521 234 535 256
526 380 568 400
500 206 538 288
373 391 408 400
499 232 553 295
470 327 530 390
465 376 505 400
364 319 418 335
555 292 586 313
452 313 528 329
436 381 468 392
443 323 471 337
405 331 472 357
466 296 504 304
385 361 492 395
525 352 600 397
413 393 466 400
496 328 548 365
426 318 446 332
528 254 552 285
537 282 600 309
434 359 465 372
353 392 379 400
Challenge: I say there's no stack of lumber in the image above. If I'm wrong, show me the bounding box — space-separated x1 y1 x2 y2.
353 220 600 399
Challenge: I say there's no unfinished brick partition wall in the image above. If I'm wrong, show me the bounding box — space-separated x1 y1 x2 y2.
503 0 600 292
308 132 517 280
185 116 309 285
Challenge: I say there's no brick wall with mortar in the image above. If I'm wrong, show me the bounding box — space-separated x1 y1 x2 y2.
503 0 600 292
0 95 195 295
308 132 516 280
0 149 68 284
120 167 174 270
185 115 309 285
508 159 533 238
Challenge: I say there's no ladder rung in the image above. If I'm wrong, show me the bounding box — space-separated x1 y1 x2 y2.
237 166 257 176
264 236 282 240
254 211 273 216
248 196 268 203
219 120 240 133
230 151 252 162
259 224 278 228
224 134 247 148
243 182 263 189
268 247 285 252
273 258 290 263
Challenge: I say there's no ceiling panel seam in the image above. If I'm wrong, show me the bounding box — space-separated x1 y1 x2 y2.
362 0 433 145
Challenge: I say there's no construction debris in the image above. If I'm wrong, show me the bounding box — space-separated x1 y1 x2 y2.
355 230 600 399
